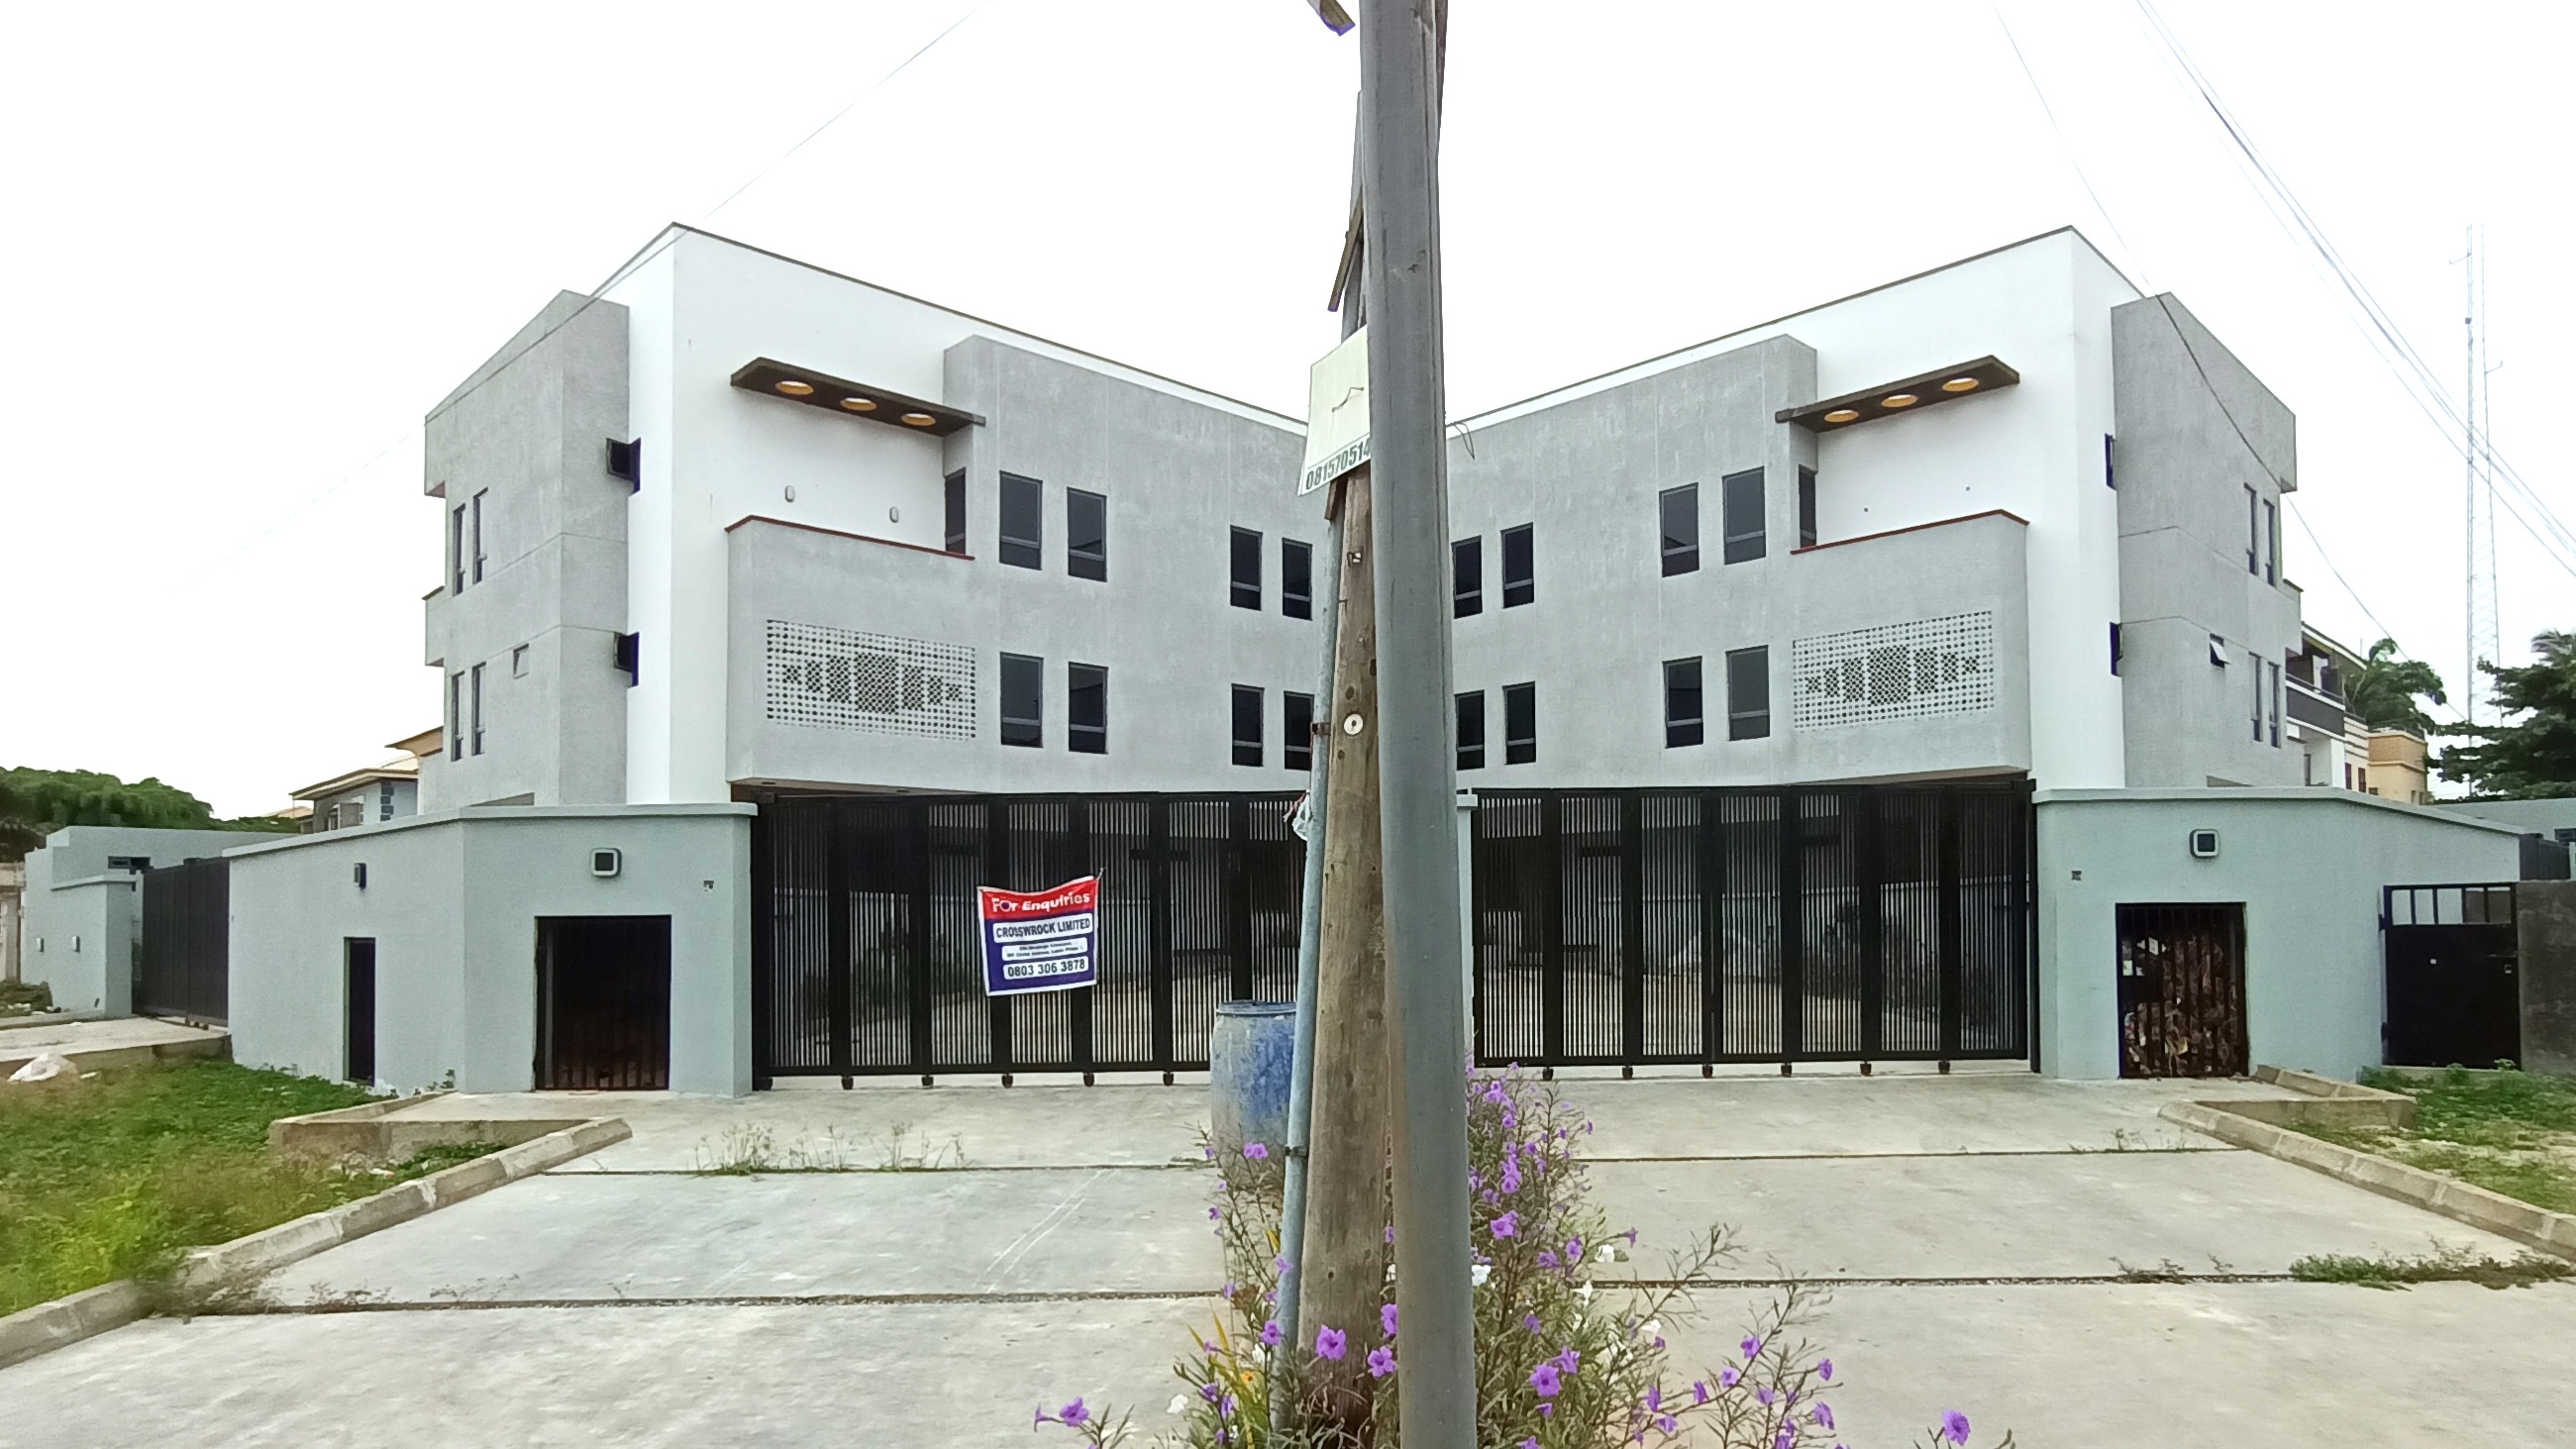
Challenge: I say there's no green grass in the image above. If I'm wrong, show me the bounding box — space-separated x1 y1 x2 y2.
0 1061 495 1316
0 980 54 1018
2290 1067 2576 1216
2290 1246 2573 1291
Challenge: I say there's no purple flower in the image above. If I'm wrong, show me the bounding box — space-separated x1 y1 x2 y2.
1719 1368 1739 1389
1645 1383 1663 1411
1222 1281 1237 1298
1382 1302 1399 1338
1203 1144 1215 1160
1244 1141 1269 1160
1623 1228 1639 1246
1499 1158 1524 1193
1554 1347 1581 1375
1530 1364 1564 1398
1818 1358 1833 1383
1657 1415 1678 1435
1693 1381 1709 1404
1208 1206 1222 1220
1059 1399 1088 1426
1523 1313 1543 1334
1539 1402 1555 1419
1536 1250 1560 1270
1521 1440 1541 1449
1741 1335 1763 1360
1774 1432 1794 1449
1259 1320 1283 1348
1813 1404 1836 1430
1200 1383 1221 1402
1275 1256 1292 1275
1757 1387 1776 1406
1385 1224 1396 1245
1315 1326 1347 1361
1484 1081 1508 1104
1491 1211 1520 1239
1220 1395 1237 1417
1943 1410 1973 1445
1566 1236 1584 1261
1367 1346 1397 1379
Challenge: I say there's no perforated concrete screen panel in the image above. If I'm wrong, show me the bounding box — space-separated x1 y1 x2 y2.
763 620 978 740
1791 611 1999 731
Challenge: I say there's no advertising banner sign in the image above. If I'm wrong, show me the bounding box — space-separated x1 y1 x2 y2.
977 876 1099 996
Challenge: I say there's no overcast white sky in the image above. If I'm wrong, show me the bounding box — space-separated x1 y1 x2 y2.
3 1 2568 815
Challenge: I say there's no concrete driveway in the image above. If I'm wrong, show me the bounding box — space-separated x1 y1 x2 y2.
4 1067 2570 1447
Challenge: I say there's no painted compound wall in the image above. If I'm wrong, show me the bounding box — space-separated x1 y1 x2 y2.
20 827 270 1015
2035 789 2523 1081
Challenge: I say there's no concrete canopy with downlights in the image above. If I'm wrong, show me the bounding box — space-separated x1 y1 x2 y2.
728 358 979 437
1775 355 2019 433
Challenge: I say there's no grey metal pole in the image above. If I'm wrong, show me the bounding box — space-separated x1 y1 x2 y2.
1359 2 1474 1445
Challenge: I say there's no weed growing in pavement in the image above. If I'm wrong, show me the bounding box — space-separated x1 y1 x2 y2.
691 1121 969 1175
2289 1245 2574 1292
1034 1065 2013 1448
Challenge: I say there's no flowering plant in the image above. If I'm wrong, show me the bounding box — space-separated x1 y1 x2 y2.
1041 1067 2009 1448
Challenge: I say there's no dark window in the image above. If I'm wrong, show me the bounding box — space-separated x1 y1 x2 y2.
1456 691 1487 771
1502 682 1536 765
1722 468 1765 564
1452 537 1483 617
943 470 967 554
2267 660 2282 747
1232 684 1264 767
613 631 640 685
1001 653 1043 747
1230 527 1263 610
1726 647 1770 740
1664 658 1703 748
469 663 485 756
1283 690 1314 771
106 856 151 873
2244 484 2259 574
470 490 488 583
1282 539 1313 619
1797 466 1817 549
2104 434 2116 489
1067 488 1107 581
1659 485 1699 575
2250 650 2263 741
607 437 642 487
448 673 464 760
1068 663 1106 754
2110 622 2123 676
2262 498 2278 584
450 505 465 594
999 473 1042 569
1500 524 1534 607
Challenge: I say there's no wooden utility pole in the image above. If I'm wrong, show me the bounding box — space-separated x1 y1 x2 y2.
1298 466 1388 1435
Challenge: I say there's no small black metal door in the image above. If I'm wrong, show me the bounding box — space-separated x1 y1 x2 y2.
2115 903 2248 1079
138 857 229 1023
345 939 376 1084
537 916 671 1089
2384 884 2520 1068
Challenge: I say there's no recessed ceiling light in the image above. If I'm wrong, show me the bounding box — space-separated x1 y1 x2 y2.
900 412 937 427
1941 376 1980 393
1883 392 1918 408
1823 408 1861 424
775 379 814 396
841 396 877 411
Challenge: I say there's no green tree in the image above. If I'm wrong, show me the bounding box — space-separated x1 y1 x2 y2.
0 767 294 861
2438 630 2576 799
2344 638 2448 736
0 776 43 860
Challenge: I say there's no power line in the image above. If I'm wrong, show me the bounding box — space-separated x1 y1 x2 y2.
180 0 999 586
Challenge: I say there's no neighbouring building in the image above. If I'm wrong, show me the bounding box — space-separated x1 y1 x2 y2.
0 860 24 985
211 223 2512 1093
290 729 439 832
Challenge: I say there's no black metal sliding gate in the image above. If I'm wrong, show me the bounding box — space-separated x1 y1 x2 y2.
138 856 230 1024
753 780 2035 1084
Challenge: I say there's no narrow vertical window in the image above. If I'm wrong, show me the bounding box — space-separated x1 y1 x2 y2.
1659 485 1699 575
943 470 967 554
1797 466 1817 548
1721 467 1766 564
1000 652 1043 747
511 644 529 677
2262 498 2278 584
2104 434 2116 489
1500 524 1534 607
1230 528 1263 610
999 473 1042 569
1068 663 1107 755
1663 658 1703 748
450 505 466 594
1452 538 1483 617
2268 660 2282 747
2244 485 2259 574
448 673 464 760
1502 682 1536 765
1282 539 1313 619
470 490 488 583
469 664 485 756
1455 691 1486 771
1726 647 1770 740
2110 622 2123 676
1283 690 1314 770
2250 650 2263 741
1231 685 1264 766
1067 488 1107 581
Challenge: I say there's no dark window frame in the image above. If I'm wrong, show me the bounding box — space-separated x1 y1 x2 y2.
2262 497 2278 584
448 673 464 760
1230 527 1263 610
1068 662 1107 755
2110 622 2123 676
1067 487 1107 581
1502 681 1536 766
1500 524 1534 607
470 490 488 583
1282 539 1313 620
1721 468 1766 565
449 504 466 594
1663 657 1703 749
1453 537 1484 617
1231 684 1264 767
1659 485 1700 576
2105 434 2116 489
943 470 967 555
1456 690 1486 771
469 663 484 756
1797 466 1817 549
999 473 1043 570
2244 484 2260 575
1726 647 1771 740
1283 690 1314 771
1000 652 1044 748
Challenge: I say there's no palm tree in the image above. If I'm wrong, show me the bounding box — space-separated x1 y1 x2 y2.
2343 639 2446 735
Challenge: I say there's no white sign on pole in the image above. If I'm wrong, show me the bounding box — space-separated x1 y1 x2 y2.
1298 325 1370 496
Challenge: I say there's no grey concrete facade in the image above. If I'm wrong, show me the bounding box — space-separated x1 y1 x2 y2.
224 806 752 1094
19 827 270 1015
2112 295 2305 788
417 290 632 812
2034 790 2523 1080
2518 879 2576 1076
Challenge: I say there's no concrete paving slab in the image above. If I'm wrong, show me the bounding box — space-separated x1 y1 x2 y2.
0 1015 227 1072
252 1169 1223 1304
0 1298 1207 1449
1592 1150 2532 1281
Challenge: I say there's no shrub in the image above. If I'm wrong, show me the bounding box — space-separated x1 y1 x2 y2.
1037 1066 2009 1447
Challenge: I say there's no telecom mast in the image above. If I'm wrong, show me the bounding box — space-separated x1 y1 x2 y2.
2462 226 2500 724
